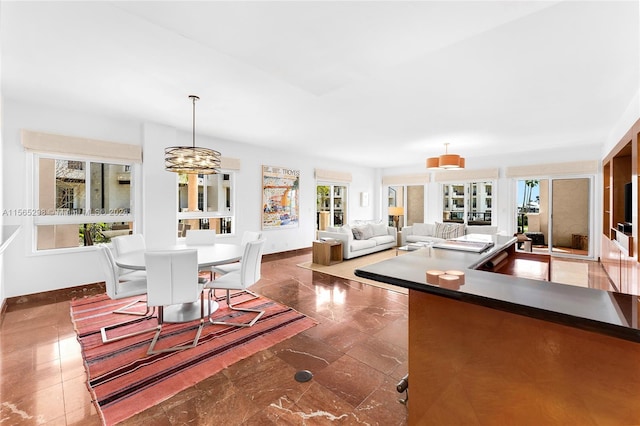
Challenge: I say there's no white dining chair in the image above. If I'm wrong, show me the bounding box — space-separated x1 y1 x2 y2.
185 229 216 246
97 244 154 343
145 249 206 355
211 231 262 277
111 234 147 278
112 233 146 254
186 229 217 279
206 238 266 328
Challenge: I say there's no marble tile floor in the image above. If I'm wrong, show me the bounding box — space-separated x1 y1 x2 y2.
550 256 614 292
0 250 410 425
0 250 612 425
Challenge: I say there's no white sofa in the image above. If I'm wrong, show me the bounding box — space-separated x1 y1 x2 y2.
317 222 397 259
400 222 498 246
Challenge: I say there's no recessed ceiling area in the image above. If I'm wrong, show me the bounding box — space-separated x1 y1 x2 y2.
2 1 638 168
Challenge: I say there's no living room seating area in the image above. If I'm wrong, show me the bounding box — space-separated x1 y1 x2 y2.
400 222 499 246
317 221 397 259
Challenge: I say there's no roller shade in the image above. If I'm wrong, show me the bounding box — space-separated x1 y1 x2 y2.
220 157 240 170
382 174 430 185
433 168 499 182
315 168 352 182
21 130 142 162
505 161 598 178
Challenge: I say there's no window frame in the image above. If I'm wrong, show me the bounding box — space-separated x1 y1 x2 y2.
441 180 496 226
31 152 137 252
316 181 348 229
176 170 236 237
386 184 427 228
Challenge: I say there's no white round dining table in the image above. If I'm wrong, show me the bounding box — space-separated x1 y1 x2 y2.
114 243 243 271
114 243 243 322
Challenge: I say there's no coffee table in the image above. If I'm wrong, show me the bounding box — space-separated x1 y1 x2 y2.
396 242 433 255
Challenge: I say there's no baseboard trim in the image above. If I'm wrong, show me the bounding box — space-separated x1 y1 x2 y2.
263 247 312 262
3 281 106 312
0 298 7 326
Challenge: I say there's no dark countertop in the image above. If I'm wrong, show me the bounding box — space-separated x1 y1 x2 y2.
355 234 640 343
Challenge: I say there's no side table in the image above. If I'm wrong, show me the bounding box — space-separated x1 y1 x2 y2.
312 240 343 265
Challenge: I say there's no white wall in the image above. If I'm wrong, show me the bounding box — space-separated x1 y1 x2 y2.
141 122 177 249
0 21 3 305
2 100 143 298
603 90 640 157
1 99 378 298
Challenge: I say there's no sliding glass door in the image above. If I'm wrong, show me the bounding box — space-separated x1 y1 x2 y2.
550 178 590 256
516 177 591 257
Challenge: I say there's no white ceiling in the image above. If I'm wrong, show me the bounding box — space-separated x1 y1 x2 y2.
2 1 638 168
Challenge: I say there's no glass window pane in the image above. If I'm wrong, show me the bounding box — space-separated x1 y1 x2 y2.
442 184 464 222
316 184 346 228
177 172 235 234
468 181 492 225
177 217 233 236
35 154 136 252
333 185 346 226
204 174 221 213
178 173 233 214
388 186 404 227
89 162 131 214
443 182 492 225
516 179 541 233
38 158 87 215
406 185 424 226
36 222 133 249
205 173 233 213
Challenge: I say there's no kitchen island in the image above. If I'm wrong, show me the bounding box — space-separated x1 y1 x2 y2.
355 235 640 425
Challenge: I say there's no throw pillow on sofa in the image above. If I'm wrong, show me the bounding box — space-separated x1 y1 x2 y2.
352 224 374 240
412 223 434 236
352 227 364 240
370 222 388 236
435 222 465 239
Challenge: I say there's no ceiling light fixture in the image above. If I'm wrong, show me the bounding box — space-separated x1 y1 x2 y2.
165 95 221 175
426 143 465 170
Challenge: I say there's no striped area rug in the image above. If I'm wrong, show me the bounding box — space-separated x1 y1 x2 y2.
70 292 317 425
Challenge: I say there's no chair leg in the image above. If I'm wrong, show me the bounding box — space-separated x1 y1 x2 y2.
147 299 205 355
113 299 151 316
209 289 264 328
100 307 157 344
228 289 260 308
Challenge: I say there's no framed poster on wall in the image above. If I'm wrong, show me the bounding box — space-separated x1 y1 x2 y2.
262 165 300 229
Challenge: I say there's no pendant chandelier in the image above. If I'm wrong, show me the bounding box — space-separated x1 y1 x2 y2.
426 143 465 170
165 95 221 175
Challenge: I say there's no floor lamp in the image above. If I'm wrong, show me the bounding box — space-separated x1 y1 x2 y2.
389 206 404 230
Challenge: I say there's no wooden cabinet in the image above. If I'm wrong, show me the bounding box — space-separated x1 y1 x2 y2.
603 161 611 236
408 289 640 424
601 228 636 293
602 117 640 268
